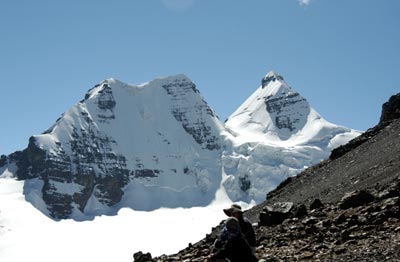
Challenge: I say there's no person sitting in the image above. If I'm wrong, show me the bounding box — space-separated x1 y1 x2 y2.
209 217 257 262
223 204 257 254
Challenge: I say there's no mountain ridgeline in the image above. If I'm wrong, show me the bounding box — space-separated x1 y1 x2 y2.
0 72 360 220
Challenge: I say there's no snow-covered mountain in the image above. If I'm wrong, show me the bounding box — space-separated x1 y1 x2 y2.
0 75 224 220
221 71 360 203
0 71 361 220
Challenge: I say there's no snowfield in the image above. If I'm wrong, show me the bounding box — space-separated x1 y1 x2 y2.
0 175 250 262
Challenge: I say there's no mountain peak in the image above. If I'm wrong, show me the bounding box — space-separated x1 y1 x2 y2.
167 73 190 81
98 78 129 88
262 70 284 88
226 71 357 144
98 75 192 89
150 74 192 85
3 73 224 219
264 70 283 78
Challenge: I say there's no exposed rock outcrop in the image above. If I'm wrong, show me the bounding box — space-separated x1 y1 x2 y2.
380 93 400 124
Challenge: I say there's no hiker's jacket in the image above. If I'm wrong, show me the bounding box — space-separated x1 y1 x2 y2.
238 216 256 247
210 234 257 262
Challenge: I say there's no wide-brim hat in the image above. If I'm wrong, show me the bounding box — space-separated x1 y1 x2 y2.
223 204 243 216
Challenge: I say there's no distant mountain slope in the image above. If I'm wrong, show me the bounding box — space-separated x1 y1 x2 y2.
0 72 361 220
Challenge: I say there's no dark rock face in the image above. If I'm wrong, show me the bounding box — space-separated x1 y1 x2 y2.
292 204 308 219
133 251 153 262
96 84 116 110
42 108 131 218
162 78 221 150
0 155 8 168
264 91 310 134
310 198 324 210
10 132 131 219
5 83 133 219
95 83 116 123
133 169 159 178
380 93 400 124
13 136 48 180
239 174 251 192
261 73 284 88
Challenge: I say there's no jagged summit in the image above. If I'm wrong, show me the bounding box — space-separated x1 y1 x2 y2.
226 71 311 142
261 70 285 88
135 74 193 89
85 74 194 99
155 73 191 82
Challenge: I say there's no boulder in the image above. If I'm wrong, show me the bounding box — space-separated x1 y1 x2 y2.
259 202 293 226
339 190 375 209
309 199 324 210
292 204 308 219
133 251 153 262
268 202 294 213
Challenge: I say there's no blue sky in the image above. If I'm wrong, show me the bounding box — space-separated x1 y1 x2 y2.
1 0 399 155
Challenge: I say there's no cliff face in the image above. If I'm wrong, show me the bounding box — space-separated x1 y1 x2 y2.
381 93 400 124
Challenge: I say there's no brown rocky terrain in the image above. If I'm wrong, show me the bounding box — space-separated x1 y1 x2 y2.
133 93 400 262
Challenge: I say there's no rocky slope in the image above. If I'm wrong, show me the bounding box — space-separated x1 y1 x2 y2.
136 180 399 262
135 93 400 261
